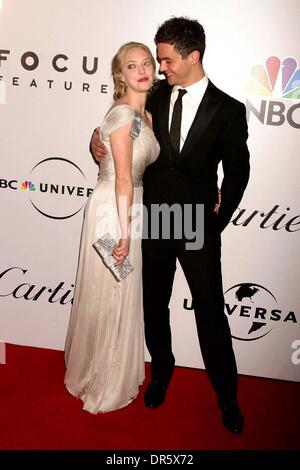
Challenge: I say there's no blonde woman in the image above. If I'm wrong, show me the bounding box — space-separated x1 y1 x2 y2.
65 42 159 413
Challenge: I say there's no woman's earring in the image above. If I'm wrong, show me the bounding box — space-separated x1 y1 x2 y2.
122 80 128 94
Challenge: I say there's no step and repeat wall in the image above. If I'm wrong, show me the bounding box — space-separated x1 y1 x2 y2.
0 0 299 381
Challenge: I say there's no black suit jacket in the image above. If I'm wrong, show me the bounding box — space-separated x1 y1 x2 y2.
144 79 250 232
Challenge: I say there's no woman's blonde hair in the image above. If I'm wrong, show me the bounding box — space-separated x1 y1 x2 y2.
111 41 157 101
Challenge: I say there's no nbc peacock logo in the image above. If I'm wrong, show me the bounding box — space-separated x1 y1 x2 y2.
20 181 36 191
245 56 300 128
246 56 300 99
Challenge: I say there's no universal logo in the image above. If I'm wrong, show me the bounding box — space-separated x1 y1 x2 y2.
224 282 297 341
183 282 297 341
1 157 93 219
246 56 300 128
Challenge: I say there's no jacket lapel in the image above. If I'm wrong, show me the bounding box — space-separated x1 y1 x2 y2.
180 81 224 159
156 85 173 157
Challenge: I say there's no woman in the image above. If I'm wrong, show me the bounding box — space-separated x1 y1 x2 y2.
64 42 159 413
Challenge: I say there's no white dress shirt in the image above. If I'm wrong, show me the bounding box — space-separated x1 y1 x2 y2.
169 75 209 151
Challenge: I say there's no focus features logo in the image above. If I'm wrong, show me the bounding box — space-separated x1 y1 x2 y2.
1 157 93 219
246 56 300 128
224 283 297 341
0 49 108 95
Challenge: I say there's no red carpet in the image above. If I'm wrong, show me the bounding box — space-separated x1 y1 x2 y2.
0 343 299 450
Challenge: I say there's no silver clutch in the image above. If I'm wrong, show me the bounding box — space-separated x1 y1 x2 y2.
93 233 134 282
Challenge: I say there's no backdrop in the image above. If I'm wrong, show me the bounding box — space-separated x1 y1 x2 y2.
1 0 299 382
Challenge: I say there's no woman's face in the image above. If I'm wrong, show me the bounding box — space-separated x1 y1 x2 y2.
121 47 155 94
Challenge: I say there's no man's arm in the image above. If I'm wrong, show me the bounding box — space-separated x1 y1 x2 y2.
217 102 250 232
90 127 108 164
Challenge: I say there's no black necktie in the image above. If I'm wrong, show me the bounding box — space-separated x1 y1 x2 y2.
169 89 187 154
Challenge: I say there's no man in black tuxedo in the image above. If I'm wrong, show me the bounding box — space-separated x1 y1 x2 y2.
91 17 250 433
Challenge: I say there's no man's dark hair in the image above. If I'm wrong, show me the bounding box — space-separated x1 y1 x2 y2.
154 16 206 62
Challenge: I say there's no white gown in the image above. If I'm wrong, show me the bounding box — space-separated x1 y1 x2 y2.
64 105 160 413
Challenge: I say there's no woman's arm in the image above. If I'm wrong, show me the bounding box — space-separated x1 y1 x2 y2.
109 121 133 265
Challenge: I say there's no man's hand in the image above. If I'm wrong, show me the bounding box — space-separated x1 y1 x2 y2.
90 127 108 163
214 189 221 214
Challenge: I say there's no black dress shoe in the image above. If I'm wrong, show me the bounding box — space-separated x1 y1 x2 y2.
144 379 167 408
221 402 244 433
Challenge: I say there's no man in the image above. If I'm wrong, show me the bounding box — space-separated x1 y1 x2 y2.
91 17 250 433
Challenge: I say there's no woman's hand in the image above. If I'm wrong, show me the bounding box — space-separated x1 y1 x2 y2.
112 238 130 266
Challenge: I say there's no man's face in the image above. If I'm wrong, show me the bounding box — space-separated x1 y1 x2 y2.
156 43 192 87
